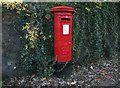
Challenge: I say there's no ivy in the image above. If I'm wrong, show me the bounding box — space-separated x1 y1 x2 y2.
2 2 119 76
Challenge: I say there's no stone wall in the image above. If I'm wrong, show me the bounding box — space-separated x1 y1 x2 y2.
2 9 22 78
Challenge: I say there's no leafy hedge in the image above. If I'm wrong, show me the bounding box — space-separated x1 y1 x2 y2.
2 2 119 76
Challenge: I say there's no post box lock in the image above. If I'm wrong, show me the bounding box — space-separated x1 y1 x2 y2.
50 6 75 62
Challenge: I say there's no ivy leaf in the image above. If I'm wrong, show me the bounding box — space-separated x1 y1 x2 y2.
43 36 46 41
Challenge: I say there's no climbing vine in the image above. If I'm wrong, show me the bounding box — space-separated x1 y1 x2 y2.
2 2 119 76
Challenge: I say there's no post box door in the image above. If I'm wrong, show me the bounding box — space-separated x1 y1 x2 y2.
59 17 72 62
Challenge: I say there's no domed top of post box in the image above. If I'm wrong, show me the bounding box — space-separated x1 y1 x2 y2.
50 6 75 13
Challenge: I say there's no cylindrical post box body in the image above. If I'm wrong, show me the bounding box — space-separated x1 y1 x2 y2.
50 6 75 62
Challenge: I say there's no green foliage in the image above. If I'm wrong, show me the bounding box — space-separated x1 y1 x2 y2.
3 2 56 76
72 2 119 65
2 2 119 76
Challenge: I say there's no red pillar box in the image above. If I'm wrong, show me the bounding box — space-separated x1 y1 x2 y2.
50 6 75 62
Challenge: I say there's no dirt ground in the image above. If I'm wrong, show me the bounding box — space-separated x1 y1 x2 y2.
2 59 119 88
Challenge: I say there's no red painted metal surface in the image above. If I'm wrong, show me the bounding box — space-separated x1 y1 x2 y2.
50 6 75 62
